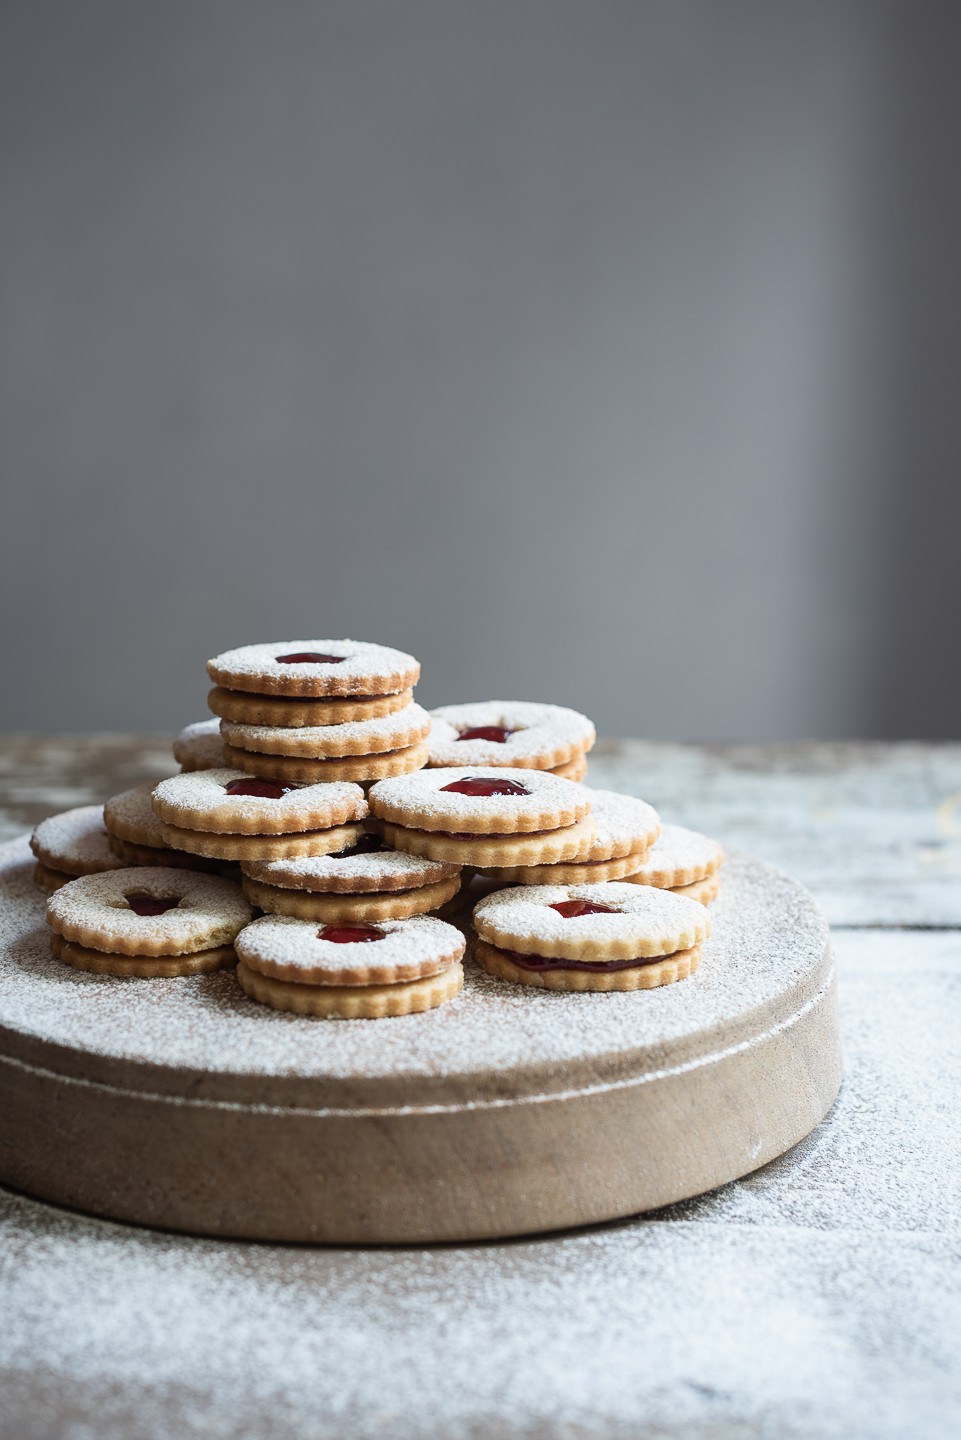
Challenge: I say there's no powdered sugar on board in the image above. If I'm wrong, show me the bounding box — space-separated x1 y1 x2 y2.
0 836 828 1105
30 806 124 873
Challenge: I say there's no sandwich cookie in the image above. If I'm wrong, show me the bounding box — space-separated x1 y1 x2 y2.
104 783 224 871
207 640 419 699
480 789 660 884
46 867 254 977
368 768 595 867
30 805 126 891
235 913 465 1018
550 754 588 781
624 823 724 904
208 686 415 728
219 702 431 785
241 831 461 922
151 769 368 861
174 719 226 772
427 701 595 773
472 882 711 992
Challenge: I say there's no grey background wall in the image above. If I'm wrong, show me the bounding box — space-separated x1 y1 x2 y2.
2 0 959 739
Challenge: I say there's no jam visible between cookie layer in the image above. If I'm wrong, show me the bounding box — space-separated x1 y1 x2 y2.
225 778 296 799
440 777 531 797
497 945 674 973
125 893 182 916
329 833 388 860
456 726 518 744
318 924 386 944
550 899 621 919
276 652 346 664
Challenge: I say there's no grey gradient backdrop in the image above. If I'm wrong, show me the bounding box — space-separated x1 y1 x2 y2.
2 0 959 738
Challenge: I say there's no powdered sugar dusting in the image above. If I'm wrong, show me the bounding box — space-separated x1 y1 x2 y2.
243 846 459 891
173 720 226 770
474 882 711 957
428 700 596 766
629 822 725 885
152 769 367 833
30 806 125 874
104 782 173 847
46 867 253 952
208 640 419 689
369 766 591 831
237 913 464 977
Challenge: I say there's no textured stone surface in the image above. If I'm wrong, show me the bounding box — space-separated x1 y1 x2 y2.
1 737 959 1439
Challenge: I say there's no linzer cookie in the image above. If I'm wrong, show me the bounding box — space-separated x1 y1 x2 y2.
368 768 595 867
427 701 596 772
481 789 660 884
174 719 226 772
624 823 724 896
473 882 710 991
151 769 368 861
30 806 125 891
241 832 461 922
104 782 222 871
207 640 419 698
208 687 415 728
235 913 465 1018
219 702 431 785
46 867 253 977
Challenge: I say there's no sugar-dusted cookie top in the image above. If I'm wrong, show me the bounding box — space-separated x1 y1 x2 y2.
473 882 711 960
207 640 420 698
625 823 724 889
236 913 465 985
174 719 226 771
46 867 254 956
151 769 367 836
368 767 591 835
30 805 125 876
243 832 459 893
428 701 596 770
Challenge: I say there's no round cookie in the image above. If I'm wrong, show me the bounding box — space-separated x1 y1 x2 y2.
624 823 724 889
237 962 464 1019
222 742 429 785
30 806 125 881
241 872 461 922
670 872 722 906
427 701 596 772
208 686 415 728
473 937 701 993
104 783 222 872
174 719 226 771
378 816 598 868
243 834 460 894
50 932 237 978
46 868 254 958
551 754 588 781
480 789 660 883
220 703 431 758
157 822 367 862
368 768 591 836
151 770 367 836
236 913 465 985
207 640 420 698
473 882 710 961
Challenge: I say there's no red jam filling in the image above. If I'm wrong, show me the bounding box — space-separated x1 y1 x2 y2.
330 833 387 859
125 893 181 917
550 899 621 919
224 778 295 799
276 652 345 664
501 946 659 973
318 924 386 944
440 777 531 797
456 726 517 744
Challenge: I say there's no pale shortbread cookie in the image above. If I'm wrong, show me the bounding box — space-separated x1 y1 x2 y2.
427 701 596 771
223 741 429 785
103 784 221 870
241 873 461 923
208 685 414 728
242 836 459 894
670 873 722 906
368 767 591 836
236 959 464 1019
551 754 588 781
236 912 465 986
33 861 79 892
479 790 660 882
30 805 125 878
623 823 724 889
481 850 648 886
46 868 254 957
207 640 420 698
473 882 711 962
473 937 701 992
174 719 226 772
50 931 236 978
106 832 222 873
221 703 430 759
158 821 366 862
151 769 367 835
378 816 597 868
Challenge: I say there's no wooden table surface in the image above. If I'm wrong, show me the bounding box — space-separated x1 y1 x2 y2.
1 736 959 1440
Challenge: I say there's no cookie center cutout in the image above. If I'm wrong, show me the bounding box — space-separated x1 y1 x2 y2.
318 924 387 944
456 726 519 744
550 899 622 918
276 652 346 664
330 833 388 860
224 778 296 799
440 777 531 797
125 892 182 916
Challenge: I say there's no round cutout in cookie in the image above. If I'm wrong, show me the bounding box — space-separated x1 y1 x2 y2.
174 719 226 772
151 769 367 836
208 686 415 728
30 805 125 880
241 872 461 922
368 767 591 836
427 701 595 771
46 868 254 957
472 881 711 962
623 823 724 889
221 703 430 759
235 912 465 987
207 640 420 698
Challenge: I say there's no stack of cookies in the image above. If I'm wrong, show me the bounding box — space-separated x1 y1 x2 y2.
207 641 430 785
426 701 595 781
104 783 224 872
30 806 125 891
